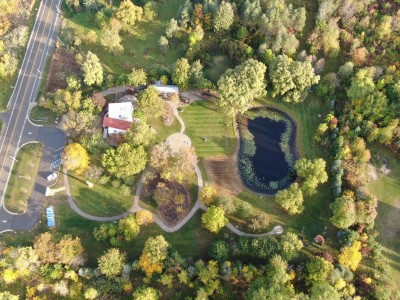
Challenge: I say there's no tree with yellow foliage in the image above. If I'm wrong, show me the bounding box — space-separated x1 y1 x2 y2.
339 240 362 271
200 185 217 206
136 210 154 226
138 253 163 277
63 143 90 175
139 235 169 277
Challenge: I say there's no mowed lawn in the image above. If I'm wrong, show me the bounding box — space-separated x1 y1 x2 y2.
4 143 43 213
181 100 236 159
148 114 181 143
368 146 400 290
68 173 134 217
66 0 186 74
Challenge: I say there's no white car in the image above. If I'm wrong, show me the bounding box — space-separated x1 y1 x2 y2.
46 173 58 182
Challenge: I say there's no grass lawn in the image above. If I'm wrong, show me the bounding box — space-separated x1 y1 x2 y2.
29 105 58 126
368 146 400 290
181 100 236 159
4 143 43 213
65 0 186 75
148 114 181 143
0 0 41 110
68 172 134 217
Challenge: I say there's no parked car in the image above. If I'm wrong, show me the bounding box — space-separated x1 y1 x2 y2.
47 173 58 182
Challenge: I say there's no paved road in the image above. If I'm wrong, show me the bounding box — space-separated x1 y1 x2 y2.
0 0 65 233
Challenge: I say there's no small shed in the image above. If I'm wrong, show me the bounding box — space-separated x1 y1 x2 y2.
152 82 179 99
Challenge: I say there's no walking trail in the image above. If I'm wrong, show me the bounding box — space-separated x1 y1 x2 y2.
64 97 283 236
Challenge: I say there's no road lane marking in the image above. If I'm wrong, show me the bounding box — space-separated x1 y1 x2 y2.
0 0 60 204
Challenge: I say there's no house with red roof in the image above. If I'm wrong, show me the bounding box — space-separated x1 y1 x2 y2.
102 102 134 137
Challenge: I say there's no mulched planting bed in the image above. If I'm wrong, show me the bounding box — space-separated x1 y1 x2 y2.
146 174 191 226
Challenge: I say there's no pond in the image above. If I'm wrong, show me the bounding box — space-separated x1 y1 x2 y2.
248 117 290 183
238 108 298 194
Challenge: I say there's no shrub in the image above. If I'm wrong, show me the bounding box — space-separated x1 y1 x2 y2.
209 240 231 262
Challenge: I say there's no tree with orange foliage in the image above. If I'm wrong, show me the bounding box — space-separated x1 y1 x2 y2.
138 235 169 277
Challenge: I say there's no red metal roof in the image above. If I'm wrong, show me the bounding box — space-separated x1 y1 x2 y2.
103 116 133 131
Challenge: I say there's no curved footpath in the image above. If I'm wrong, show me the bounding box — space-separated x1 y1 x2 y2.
66 101 283 237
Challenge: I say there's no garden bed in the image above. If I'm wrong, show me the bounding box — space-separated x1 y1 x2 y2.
238 108 299 194
145 174 191 226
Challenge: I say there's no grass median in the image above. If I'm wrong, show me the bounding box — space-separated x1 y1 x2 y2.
4 143 43 213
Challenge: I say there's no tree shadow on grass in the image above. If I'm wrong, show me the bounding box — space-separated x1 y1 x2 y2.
375 200 400 271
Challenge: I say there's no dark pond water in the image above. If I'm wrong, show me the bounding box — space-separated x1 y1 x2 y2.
247 117 290 183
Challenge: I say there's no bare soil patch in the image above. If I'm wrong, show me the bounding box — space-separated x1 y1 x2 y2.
145 174 191 226
46 47 81 92
203 155 243 195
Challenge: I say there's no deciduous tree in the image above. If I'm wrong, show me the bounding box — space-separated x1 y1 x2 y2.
118 214 140 241
98 248 126 278
213 1 234 32
295 158 328 196
338 240 362 271
201 206 228 233
136 210 154 226
137 86 164 119
63 143 90 175
102 144 147 180
280 232 303 261
128 68 147 86
100 29 123 53
82 51 103 86
172 58 191 89
133 286 159 300
269 55 320 103
116 0 143 27
330 192 357 229
217 59 266 115
306 256 334 286
275 183 304 214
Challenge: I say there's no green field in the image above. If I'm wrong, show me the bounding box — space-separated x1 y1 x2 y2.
65 0 186 75
4 143 43 213
68 173 134 217
368 146 400 290
181 100 236 159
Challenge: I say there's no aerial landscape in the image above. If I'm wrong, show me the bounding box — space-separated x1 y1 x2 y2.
0 0 399 298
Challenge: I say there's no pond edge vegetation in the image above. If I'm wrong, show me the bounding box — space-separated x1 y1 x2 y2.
238 107 299 194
